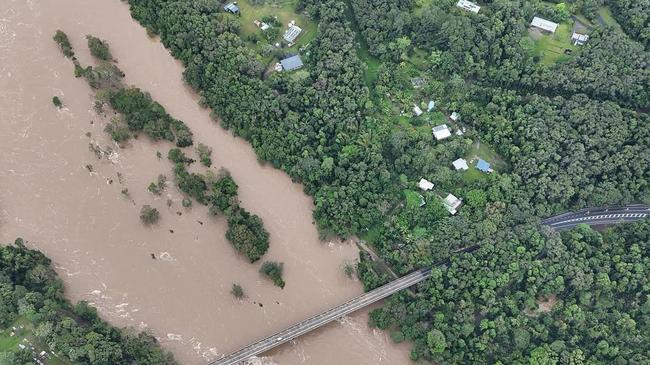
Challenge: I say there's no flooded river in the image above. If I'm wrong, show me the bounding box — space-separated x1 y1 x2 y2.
0 0 410 364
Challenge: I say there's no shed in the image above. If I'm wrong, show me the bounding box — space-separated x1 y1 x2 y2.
280 55 303 71
571 32 589 45
452 158 469 171
418 178 434 191
531 17 558 33
443 194 462 215
456 0 481 13
427 100 435 112
432 124 451 140
283 25 302 43
476 158 492 173
224 3 240 14
450 112 460 121
413 105 423 116
411 77 425 88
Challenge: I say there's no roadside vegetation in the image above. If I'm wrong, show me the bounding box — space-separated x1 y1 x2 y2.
0 239 178 365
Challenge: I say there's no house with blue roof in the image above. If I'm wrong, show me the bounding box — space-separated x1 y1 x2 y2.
476 158 493 173
280 55 304 71
224 2 240 14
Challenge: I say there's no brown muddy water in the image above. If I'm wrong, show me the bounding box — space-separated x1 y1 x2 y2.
0 0 411 364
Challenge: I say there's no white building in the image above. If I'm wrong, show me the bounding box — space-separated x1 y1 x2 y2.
443 194 462 215
531 17 559 33
450 112 460 121
283 24 302 43
418 178 434 191
413 105 423 116
452 158 469 171
571 32 589 45
432 124 452 140
456 0 481 13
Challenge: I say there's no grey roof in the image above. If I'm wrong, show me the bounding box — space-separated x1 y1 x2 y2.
224 3 239 13
280 55 304 71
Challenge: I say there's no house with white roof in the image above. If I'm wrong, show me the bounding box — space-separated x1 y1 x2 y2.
456 0 481 13
413 105 423 116
283 24 302 44
450 112 460 121
452 158 469 171
432 124 451 140
443 194 462 215
418 178 434 191
531 17 559 33
571 32 589 45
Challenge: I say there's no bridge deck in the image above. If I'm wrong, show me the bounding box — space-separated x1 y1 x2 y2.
210 205 649 364
210 268 431 365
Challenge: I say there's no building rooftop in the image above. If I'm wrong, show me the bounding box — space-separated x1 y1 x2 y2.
531 17 558 33
443 194 462 215
427 100 435 112
224 3 239 14
418 178 434 191
280 55 304 71
452 158 469 171
413 105 423 116
456 0 481 13
476 158 492 173
572 32 589 45
283 25 302 43
432 124 451 140
450 112 460 121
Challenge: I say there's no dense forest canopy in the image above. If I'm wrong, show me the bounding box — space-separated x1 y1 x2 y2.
0 239 178 365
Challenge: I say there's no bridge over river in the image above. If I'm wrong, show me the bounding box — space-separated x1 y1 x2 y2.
211 205 649 365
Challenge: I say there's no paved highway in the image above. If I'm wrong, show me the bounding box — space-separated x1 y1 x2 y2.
210 205 648 364
542 204 649 231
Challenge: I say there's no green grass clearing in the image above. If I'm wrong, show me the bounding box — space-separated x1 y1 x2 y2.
529 23 578 65
404 190 424 209
0 318 72 365
465 140 508 171
235 0 317 51
596 7 622 31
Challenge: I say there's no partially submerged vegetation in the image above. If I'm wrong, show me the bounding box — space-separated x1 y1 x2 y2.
86 35 112 61
139 205 160 225
259 261 285 289
0 239 178 365
52 31 273 272
171 154 270 262
51 96 63 108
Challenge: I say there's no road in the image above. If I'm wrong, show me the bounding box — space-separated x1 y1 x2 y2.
542 204 649 231
211 205 649 364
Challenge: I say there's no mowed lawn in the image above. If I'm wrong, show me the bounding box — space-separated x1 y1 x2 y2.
235 0 317 48
530 23 577 64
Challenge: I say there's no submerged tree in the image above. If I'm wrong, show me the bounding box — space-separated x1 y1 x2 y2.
86 35 112 61
259 261 285 289
139 205 160 225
